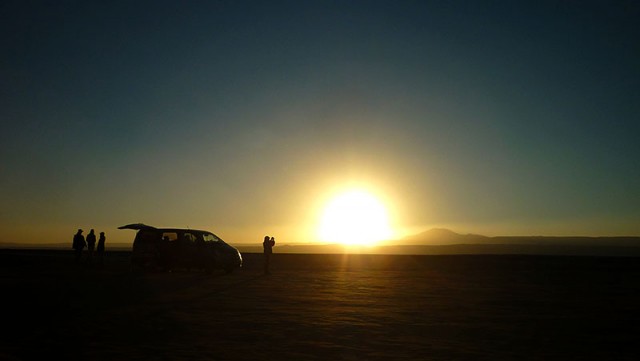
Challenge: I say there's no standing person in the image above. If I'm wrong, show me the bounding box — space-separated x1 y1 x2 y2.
96 232 106 265
263 235 275 274
86 229 97 264
72 229 86 263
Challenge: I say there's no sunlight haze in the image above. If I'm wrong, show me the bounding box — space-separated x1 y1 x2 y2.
317 189 394 245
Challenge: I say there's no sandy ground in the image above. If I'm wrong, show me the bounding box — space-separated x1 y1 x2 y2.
1 250 639 360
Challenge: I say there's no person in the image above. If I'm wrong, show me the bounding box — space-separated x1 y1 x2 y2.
86 229 97 264
263 235 275 274
72 229 86 263
96 232 106 265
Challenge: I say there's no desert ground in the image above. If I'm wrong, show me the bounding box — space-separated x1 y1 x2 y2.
1 249 638 360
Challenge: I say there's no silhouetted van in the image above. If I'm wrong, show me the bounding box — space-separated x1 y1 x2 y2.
119 223 242 273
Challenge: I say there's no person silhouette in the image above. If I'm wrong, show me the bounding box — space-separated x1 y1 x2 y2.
263 235 275 274
72 229 86 263
86 229 97 264
96 232 106 265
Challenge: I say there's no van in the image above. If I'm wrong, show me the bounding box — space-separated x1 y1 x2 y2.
119 223 242 273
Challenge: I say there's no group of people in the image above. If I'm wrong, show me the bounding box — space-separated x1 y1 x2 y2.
72 229 106 264
263 235 275 274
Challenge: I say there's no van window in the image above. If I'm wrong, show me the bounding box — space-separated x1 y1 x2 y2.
192 232 205 244
162 232 178 242
203 233 220 243
182 233 196 243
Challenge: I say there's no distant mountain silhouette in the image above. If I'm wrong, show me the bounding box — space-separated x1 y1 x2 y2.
400 228 490 245
397 228 640 248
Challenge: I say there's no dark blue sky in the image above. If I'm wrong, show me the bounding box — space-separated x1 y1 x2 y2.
2 0 639 243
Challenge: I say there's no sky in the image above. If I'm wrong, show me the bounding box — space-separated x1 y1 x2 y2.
1 0 639 245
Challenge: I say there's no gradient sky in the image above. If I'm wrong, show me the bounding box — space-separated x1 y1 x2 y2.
2 0 639 244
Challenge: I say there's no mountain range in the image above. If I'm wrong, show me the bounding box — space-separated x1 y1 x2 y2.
398 228 640 247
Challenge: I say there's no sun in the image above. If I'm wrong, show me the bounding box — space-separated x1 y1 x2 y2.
317 189 393 246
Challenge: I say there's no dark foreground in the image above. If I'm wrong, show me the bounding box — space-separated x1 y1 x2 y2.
1 250 639 360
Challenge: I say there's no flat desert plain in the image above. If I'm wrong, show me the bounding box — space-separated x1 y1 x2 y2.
1 250 639 360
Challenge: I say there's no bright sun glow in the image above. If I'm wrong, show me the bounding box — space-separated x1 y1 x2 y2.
317 189 393 246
